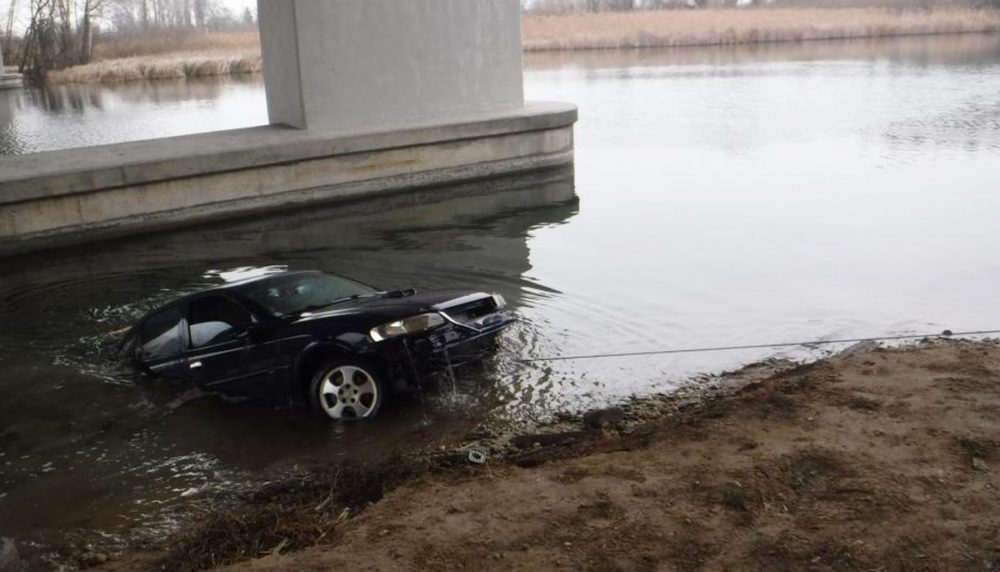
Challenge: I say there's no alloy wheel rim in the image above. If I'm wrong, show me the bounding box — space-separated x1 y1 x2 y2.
319 365 378 419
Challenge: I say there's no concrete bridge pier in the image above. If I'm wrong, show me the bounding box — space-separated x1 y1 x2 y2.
0 44 24 90
0 0 575 256
259 0 527 132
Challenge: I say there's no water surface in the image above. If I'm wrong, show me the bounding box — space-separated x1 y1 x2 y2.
2 34 1000 564
0 76 267 156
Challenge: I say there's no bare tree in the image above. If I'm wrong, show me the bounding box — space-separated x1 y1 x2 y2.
3 0 18 60
8 0 251 77
78 0 105 63
192 0 204 28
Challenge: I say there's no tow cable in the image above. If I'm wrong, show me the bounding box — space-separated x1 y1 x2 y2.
518 328 1000 363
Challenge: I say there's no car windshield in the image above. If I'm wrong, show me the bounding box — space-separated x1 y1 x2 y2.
233 272 379 316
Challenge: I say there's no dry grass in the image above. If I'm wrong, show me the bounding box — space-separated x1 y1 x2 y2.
46 51 260 84
91 29 260 60
152 460 426 572
523 7 1000 51
47 30 262 84
44 8 1000 84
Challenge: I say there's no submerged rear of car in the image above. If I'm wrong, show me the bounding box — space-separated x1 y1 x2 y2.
122 271 514 421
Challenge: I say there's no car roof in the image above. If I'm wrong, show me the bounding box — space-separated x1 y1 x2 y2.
135 270 325 321
212 269 320 291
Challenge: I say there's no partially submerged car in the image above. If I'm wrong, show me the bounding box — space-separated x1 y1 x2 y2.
119 270 514 420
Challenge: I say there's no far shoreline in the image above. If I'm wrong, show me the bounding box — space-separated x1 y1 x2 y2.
521 6 1000 51
39 6 1000 85
523 27 1000 53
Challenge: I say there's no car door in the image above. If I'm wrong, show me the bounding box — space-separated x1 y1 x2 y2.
137 304 189 381
184 294 283 397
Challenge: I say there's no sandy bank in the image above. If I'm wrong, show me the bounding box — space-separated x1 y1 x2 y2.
102 338 1000 571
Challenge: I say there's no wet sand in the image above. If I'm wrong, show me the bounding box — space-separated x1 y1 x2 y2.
102 338 1000 571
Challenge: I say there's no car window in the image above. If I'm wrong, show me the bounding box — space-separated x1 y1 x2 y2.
140 306 185 360
234 272 378 316
188 296 255 348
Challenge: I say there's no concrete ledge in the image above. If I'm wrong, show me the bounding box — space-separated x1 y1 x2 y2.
0 101 576 256
0 74 21 90
0 101 576 204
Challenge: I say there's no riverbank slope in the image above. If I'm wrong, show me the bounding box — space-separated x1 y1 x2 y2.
108 338 1000 571
44 7 1000 84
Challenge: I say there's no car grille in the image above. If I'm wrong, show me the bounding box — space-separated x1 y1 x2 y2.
443 298 496 326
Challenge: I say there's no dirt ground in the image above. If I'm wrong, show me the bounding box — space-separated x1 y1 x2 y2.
102 339 1000 571
155 339 994 572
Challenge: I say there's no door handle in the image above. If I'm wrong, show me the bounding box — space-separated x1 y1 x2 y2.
190 361 203 370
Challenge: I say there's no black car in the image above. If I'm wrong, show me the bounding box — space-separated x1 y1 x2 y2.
120 270 515 420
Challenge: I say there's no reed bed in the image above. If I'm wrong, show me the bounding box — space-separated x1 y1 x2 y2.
522 7 1000 51
46 50 261 84
47 29 262 84
44 8 1000 84
91 29 260 60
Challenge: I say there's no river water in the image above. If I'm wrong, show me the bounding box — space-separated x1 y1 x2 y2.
2 34 1000 565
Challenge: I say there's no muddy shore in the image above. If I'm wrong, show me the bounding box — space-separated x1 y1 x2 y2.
97 339 1000 571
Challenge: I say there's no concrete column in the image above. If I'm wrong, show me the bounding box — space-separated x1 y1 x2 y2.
258 0 525 132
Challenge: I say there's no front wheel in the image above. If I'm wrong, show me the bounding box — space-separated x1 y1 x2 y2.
309 359 387 420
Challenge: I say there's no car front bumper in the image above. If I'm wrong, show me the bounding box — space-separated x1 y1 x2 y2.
378 310 517 384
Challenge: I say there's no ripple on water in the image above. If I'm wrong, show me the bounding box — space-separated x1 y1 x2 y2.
5 37 1000 566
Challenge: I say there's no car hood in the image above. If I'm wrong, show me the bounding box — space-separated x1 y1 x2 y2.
289 289 490 326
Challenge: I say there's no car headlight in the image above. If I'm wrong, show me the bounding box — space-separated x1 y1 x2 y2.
492 293 507 309
369 313 445 342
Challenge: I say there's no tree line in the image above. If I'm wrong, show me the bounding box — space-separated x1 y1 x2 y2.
526 0 999 11
2 0 254 77
106 0 253 32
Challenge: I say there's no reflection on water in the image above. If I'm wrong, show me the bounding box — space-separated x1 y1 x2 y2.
0 75 266 156
519 34 1000 389
524 32 1000 70
2 35 999 156
0 170 578 562
2 33 1000 565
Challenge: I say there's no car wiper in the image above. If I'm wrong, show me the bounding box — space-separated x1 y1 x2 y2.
298 295 366 314
382 288 417 299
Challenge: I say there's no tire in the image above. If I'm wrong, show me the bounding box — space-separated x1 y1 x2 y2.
308 358 387 421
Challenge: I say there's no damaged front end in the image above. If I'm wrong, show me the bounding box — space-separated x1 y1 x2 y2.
375 293 516 390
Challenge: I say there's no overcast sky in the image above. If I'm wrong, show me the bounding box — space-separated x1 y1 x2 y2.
1 0 259 31
221 0 257 15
